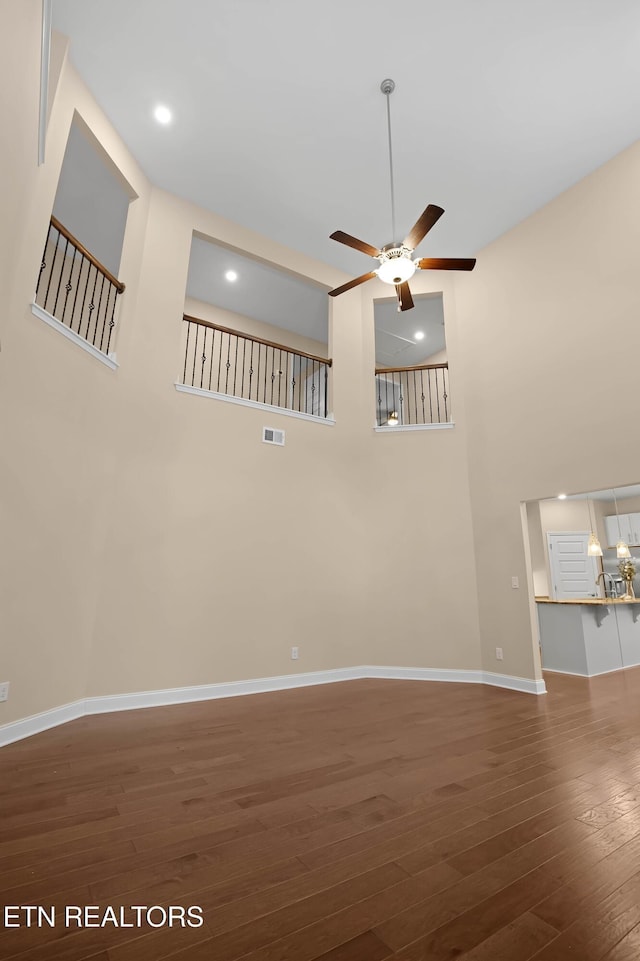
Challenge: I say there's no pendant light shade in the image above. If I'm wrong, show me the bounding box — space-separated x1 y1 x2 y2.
587 532 603 557
617 540 631 559
613 489 630 558
586 497 603 556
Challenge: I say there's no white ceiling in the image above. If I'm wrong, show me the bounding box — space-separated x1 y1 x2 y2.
51 0 640 275
545 485 640 503
51 0 640 353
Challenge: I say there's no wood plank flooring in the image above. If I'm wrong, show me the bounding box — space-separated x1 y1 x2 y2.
3 670 640 959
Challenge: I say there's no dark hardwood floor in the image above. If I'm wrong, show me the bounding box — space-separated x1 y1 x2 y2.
3 670 640 960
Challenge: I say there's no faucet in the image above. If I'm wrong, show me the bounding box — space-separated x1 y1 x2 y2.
597 571 617 598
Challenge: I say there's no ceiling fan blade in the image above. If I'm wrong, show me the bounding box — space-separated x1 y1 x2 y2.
328 272 377 297
403 205 445 250
330 231 380 258
417 257 476 271
396 282 414 312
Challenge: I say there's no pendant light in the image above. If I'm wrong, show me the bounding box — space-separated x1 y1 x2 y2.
586 496 603 557
613 488 631 558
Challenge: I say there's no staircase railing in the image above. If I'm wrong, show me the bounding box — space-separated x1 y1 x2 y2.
35 216 125 356
375 362 450 426
181 314 332 418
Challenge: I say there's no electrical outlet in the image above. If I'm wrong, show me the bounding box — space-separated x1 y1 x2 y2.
495 648 504 661
0 682 9 702
290 647 299 660
511 576 519 589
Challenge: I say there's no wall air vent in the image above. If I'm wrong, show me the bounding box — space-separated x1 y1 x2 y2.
262 427 285 446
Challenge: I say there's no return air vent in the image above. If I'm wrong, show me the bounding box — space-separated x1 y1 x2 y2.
262 427 285 446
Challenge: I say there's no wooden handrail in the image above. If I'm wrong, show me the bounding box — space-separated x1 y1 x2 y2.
50 215 125 293
375 362 448 375
183 314 332 366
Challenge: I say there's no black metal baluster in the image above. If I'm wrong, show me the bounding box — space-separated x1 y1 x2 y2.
91 274 106 346
324 362 328 418
376 375 382 426
263 344 268 404
277 349 282 407
43 225 61 311
298 357 303 412
241 337 247 398
78 263 92 339
420 369 426 424
232 332 239 395
192 322 199 386
70 255 86 332
249 340 254 399
61 248 78 327
436 367 441 422
443 367 449 421
35 223 52 299
427 369 433 422
52 236 69 317
183 321 191 384
270 346 275 406
98 285 112 352
208 327 215 390
412 369 418 425
397 371 403 425
224 334 237 394
290 353 296 411
105 289 117 355
200 326 207 389
84 266 99 342
311 360 317 415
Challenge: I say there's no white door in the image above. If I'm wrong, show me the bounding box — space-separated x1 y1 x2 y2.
547 531 600 599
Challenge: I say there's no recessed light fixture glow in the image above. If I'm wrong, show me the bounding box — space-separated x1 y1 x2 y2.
414 331 425 341
225 270 238 282
153 104 172 125
557 494 567 500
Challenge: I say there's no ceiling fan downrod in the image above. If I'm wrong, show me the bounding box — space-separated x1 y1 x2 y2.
381 78 397 245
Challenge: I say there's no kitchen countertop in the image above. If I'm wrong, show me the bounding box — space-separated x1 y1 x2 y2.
536 596 640 605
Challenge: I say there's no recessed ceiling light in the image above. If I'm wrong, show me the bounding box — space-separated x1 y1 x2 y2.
225 270 238 282
153 104 172 125
414 331 425 340
557 494 567 499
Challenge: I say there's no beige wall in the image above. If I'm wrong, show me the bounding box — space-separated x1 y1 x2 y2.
13 1 640 726
0 3 483 730
454 132 640 679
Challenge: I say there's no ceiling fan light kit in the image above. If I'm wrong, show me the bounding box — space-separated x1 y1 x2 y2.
328 79 476 312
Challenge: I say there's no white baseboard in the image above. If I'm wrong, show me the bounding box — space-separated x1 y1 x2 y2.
0 665 546 747
0 699 85 748
31 303 118 369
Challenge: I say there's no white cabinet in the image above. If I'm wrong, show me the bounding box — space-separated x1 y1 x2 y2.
629 513 640 547
604 513 640 548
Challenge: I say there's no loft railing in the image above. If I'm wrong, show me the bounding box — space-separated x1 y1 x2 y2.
35 216 125 356
181 314 332 418
375 362 450 426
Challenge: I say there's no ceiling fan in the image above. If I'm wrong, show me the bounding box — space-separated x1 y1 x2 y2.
328 79 476 312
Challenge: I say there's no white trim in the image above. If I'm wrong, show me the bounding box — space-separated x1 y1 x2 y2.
362 665 546 694
175 384 335 425
38 0 52 165
482 671 547 695
0 666 545 747
374 422 455 433
31 303 118 370
0 699 85 747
